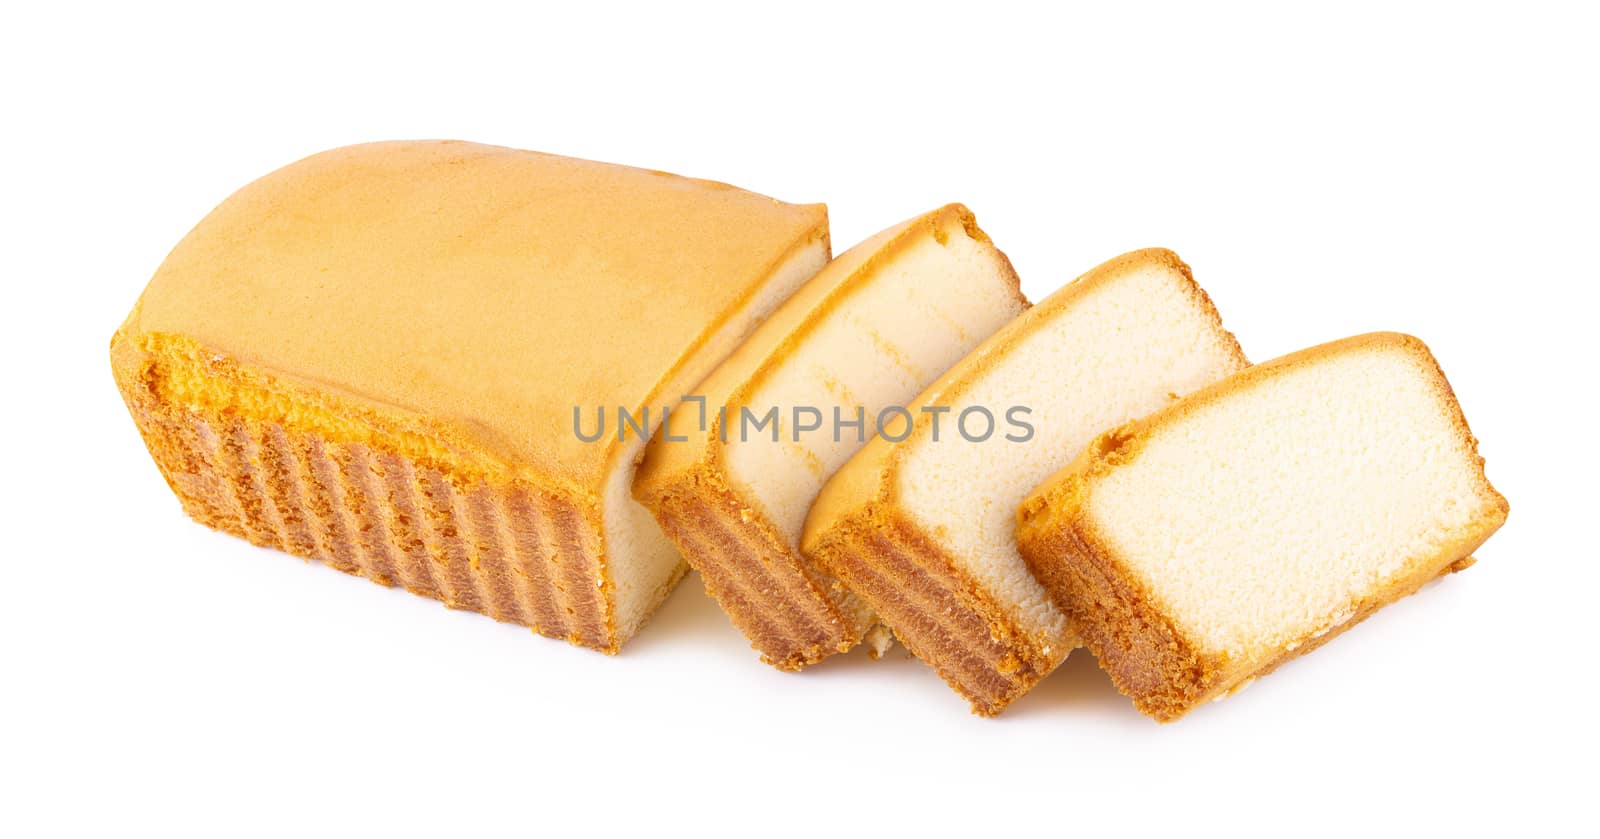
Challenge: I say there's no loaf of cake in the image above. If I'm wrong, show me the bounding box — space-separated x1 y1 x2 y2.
802 249 1248 714
110 140 831 653
634 204 1028 669
1015 332 1509 721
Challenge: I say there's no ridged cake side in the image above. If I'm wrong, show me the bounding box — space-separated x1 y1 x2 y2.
808 509 1056 716
648 471 870 669
112 331 634 652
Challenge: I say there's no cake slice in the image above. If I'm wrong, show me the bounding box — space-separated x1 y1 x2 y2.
802 249 1248 714
110 140 830 653
1016 332 1509 721
634 204 1028 669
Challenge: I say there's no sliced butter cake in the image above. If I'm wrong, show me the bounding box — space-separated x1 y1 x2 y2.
111 140 830 652
635 204 1028 669
803 249 1247 714
1017 332 1509 721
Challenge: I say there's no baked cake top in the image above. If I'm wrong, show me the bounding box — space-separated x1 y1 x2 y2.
122 140 829 492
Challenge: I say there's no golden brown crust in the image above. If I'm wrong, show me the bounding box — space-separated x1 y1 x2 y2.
112 329 623 651
130 140 830 492
1016 332 1510 721
806 506 1058 715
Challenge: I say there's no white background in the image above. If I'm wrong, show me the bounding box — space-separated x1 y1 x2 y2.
5 2 1596 836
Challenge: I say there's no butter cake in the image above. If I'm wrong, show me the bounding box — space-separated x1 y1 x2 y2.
110 140 830 652
802 249 1248 714
1015 332 1509 721
634 204 1028 669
